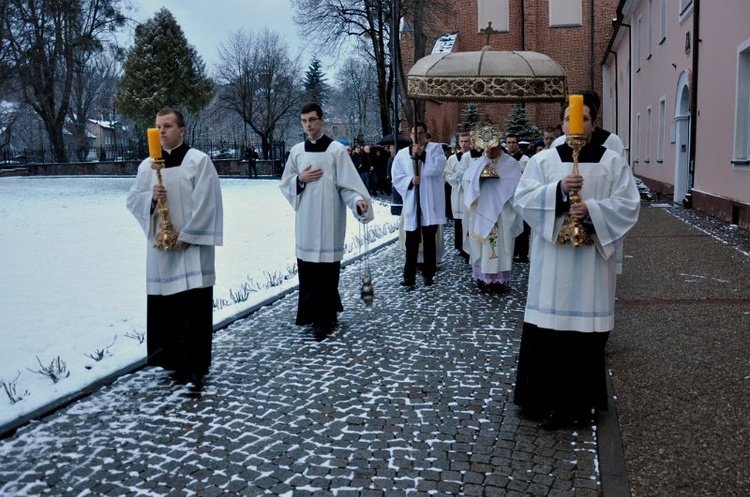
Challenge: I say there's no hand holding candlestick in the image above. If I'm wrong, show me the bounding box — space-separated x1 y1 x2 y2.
147 128 180 250
556 134 594 247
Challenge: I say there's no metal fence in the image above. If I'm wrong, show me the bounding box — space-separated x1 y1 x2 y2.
1 140 287 165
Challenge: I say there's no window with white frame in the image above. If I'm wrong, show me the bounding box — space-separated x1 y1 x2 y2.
660 0 667 44
733 40 750 164
646 106 652 162
658 98 666 162
647 0 654 58
478 0 509 33
634 113 641 164
679 0 694 19
636 16 642 71
549 0 582 27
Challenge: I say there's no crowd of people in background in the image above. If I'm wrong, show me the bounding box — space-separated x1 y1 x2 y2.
348 144 393 197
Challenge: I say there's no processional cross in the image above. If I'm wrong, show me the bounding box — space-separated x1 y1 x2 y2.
480 21 499 46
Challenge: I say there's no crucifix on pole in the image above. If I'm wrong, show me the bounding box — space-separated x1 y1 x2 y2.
480 21 500 47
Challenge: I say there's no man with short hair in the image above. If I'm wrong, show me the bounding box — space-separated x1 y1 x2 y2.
391 121 447 287
551 90 628 273
543 127 556 149
506 133 531 263
280 103 373 339
444 132 472 258
127 108 223 389
504 133 529 171
512 98 640 429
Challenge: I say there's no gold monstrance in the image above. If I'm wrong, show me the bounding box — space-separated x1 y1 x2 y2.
556 95 594 247
473 123 501 178
147 128 179 250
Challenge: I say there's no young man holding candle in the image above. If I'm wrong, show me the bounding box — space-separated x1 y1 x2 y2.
512 97 640 429
127 108 223 389
279 103 372 340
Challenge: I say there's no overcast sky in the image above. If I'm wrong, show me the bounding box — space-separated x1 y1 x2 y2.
126 0 338 77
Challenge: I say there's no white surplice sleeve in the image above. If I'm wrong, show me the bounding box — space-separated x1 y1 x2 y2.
279 144 304 211
179 151 223 246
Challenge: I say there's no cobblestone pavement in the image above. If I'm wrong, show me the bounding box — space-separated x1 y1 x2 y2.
0 224 601 496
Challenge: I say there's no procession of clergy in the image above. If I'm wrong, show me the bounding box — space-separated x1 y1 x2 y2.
132 97 639 430
390 94 640 429
395 121 545 294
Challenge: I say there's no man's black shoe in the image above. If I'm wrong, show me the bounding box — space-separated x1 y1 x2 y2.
187 374 204 391
400 279 416 287
424 277 434 286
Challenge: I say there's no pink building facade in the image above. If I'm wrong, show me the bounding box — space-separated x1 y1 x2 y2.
604 0 750 229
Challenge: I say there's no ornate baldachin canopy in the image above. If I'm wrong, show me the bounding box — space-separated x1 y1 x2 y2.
407 48 567 102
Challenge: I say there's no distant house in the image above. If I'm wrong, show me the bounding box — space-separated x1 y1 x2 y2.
604 0 750 229
85 119 119 160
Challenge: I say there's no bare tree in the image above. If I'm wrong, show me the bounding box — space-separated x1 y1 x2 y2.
3 0 126 162
292 0 392 135
215 29 303 160
332 57 380 143
291 0 456 135
69 48 120 161
0 0 15 93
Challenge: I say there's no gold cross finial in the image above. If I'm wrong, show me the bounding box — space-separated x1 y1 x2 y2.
480 21 499 47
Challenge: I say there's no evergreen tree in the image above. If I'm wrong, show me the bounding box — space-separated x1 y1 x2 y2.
503 104 542 143
116 8 215 131
459 103 481 132
302 57 330 106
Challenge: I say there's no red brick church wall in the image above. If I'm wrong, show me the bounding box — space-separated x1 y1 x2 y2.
400 0 618 145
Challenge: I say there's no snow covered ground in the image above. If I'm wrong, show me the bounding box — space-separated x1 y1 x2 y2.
0 177 399 429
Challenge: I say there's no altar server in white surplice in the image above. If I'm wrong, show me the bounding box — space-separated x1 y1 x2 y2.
462 136 523 292
443 132 472 260
280 103 372 340
551 90 628 274
127 108 223 389
391 121 446 288
512 100 640 430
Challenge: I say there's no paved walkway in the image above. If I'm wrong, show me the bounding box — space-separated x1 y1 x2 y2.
1 203 748 496
1 225 602 496
608 204 750 497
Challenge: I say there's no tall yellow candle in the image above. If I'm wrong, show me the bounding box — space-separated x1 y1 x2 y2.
568 95 584 135
147 128 162 159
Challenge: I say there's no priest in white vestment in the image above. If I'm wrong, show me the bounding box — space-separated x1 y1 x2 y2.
280 103 372 339
127 108 223 388
512 100 640 429
462 137 523 292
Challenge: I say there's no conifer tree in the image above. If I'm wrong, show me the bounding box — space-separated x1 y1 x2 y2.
459 103 481 132
302 57 330 106
116 8 215 130
503 104 541 143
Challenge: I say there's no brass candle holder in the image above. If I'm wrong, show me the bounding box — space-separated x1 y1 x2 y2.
556 134 594 247
150 159 179 250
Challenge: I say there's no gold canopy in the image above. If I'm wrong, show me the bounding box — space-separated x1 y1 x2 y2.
407 48 567 102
